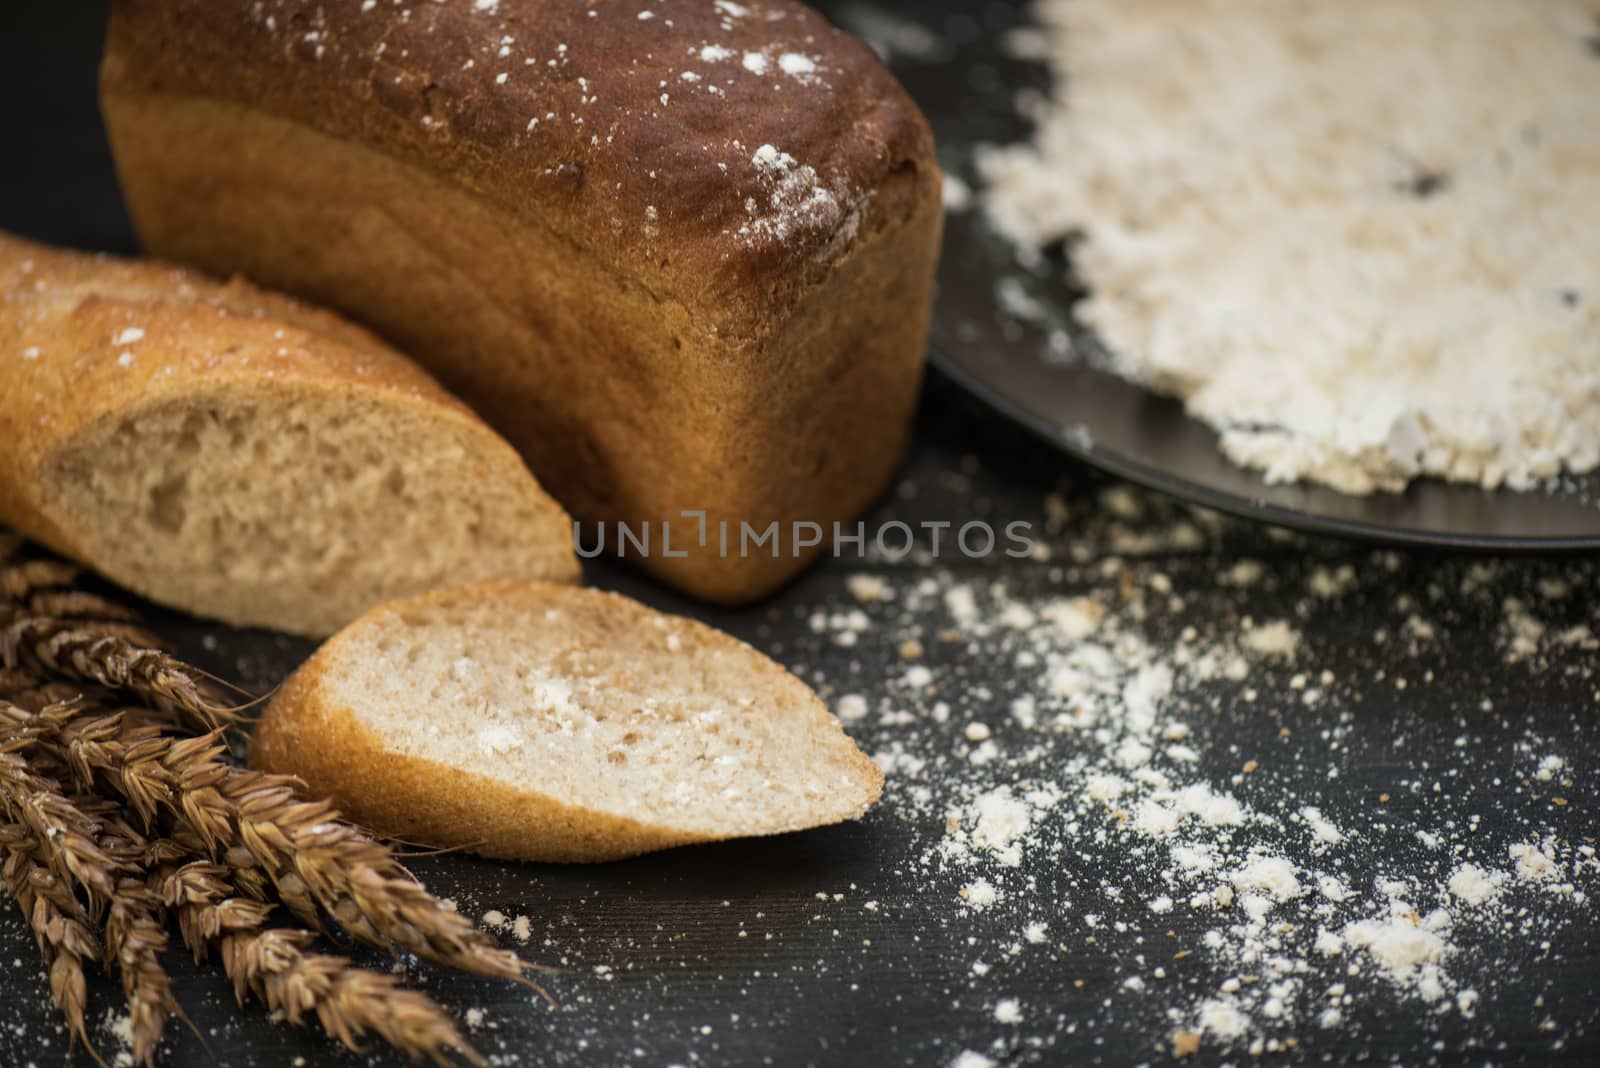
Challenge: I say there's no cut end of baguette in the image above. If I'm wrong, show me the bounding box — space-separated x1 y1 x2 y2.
43 387 577 637
250 582 884 862
0 231 578 637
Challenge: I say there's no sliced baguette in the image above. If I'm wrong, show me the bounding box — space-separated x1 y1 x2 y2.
249 582 884 862
0 232 577 636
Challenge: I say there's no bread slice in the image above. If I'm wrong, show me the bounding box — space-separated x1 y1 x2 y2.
249 582 884 862
0 232 577 637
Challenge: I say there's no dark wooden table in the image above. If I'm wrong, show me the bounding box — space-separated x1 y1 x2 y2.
3 5 1596 1067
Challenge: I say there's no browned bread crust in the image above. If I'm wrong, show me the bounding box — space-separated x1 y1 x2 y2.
102 0 943 602
100 0 931 325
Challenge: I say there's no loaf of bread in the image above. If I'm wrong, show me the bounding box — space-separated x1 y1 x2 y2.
0 232 577 637
250 581 883 862
101 0 943 604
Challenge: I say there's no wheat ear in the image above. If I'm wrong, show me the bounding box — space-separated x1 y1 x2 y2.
0 826 102 1060
157 861 484 1067
95 809 184 1065
0 558 80 602
1 619 234 733
1 542 545 1064
0 731 124 902
103 876 178 1064
25 706 527 983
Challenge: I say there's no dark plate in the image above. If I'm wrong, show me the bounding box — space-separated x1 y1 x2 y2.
858 0 1600 551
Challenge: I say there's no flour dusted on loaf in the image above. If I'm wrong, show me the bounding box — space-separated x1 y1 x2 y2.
981 0 1600 494
741 142 850 249
215 0 886 284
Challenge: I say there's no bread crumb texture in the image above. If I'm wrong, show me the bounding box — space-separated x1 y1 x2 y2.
251 582 882 861
0 233 575 636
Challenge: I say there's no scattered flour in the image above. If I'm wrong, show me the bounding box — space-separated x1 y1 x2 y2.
1241 621 1300 659
961 879 999 912
967 788 1035 867
837 693 870 722
1298 806 1343 847
949 1052 996 1068
807 484 1598 1060
1229 856 1302 901
1342 903 1452 997
1448 864 1508 908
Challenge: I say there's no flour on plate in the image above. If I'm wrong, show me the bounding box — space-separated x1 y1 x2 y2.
980 0 1600 494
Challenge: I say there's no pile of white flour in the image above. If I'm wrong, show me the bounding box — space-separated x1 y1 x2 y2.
980 0 1600 494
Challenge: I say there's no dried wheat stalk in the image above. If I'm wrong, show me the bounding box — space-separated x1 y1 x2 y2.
5 697 520 981
0 710 169 1060
0 558 80 602
1 669 103 714
2 618 231 733
229 929 487 1068
0 730 124 903
90 808 183 1064
27 589 142 624
157 861 482 1067
104 876 178 1063
61 716 525 981
0 539 531 1065
0 826 101 1056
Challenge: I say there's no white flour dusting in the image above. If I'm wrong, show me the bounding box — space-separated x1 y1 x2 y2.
980 0 1600 494
796 482 1597 1062
738 142 847 249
